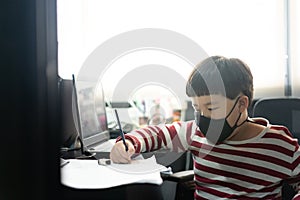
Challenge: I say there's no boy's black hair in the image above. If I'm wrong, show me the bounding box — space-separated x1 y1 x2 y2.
186 55 254 106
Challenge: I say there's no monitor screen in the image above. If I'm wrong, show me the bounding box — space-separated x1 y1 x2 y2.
75 80 110 147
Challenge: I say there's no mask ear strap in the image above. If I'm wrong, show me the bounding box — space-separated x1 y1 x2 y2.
226 96 241 118
232 112 242 129
234 114 250 128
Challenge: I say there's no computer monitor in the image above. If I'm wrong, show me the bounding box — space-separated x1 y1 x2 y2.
74 78 110 149
60 78 78 148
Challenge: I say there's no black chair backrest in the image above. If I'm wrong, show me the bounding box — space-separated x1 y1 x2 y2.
252 97 300 142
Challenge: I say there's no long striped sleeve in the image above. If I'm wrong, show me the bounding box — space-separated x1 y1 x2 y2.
123 120 197 153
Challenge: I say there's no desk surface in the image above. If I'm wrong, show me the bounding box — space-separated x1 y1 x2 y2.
60 150 187 200
61 149 188 173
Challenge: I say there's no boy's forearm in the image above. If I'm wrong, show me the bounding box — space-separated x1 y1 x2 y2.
116 121 195 153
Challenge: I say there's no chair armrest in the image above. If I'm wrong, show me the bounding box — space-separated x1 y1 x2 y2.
161 170 194 183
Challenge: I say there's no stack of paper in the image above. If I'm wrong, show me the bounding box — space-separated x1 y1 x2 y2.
61 156 167 189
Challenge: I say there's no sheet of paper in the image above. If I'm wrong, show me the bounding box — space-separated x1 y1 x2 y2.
61 155 167 189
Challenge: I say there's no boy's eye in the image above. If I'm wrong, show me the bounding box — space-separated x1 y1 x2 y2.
208 107 219 111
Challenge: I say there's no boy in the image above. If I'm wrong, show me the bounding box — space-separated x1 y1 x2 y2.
110 56 300 199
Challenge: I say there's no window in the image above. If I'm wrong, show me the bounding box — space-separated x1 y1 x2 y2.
57 0 298 123
290 0 300 96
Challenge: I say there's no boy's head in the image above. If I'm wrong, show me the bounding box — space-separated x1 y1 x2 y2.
186 55 253 107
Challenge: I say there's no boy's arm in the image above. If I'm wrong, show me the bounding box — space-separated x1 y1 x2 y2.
116 121 196 153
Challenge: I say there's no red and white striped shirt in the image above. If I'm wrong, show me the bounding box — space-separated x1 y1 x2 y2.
123 118 300 199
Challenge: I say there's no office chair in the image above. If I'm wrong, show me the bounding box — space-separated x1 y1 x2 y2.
252 97 300 142
162 169 195 200
252 97 300 200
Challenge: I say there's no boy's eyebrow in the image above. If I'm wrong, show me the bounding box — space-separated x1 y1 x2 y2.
193 101 219 107
204 101 218 106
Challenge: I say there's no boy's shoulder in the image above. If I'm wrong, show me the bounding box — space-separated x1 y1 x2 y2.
253 117 298 145
265 124 298 147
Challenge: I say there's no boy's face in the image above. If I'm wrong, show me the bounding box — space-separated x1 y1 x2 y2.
191 94 242 127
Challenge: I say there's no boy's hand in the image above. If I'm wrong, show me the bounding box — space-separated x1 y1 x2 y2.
110 140 135 163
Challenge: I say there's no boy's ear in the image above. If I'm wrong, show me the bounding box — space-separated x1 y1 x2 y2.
238 95 249 111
